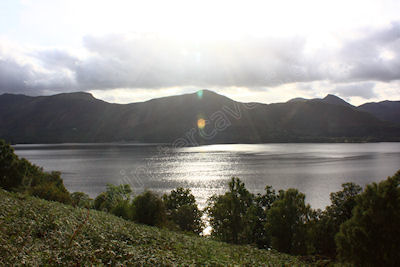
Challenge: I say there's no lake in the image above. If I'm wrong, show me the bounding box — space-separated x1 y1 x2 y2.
14 143 400 210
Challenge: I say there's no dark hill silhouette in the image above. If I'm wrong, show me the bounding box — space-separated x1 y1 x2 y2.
286 97 308 103
288 94 355 108
286 94 400 125
1 90 399 144
358 100 400 124
320 94 355 108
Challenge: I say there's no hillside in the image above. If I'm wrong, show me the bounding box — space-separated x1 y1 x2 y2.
358 100 400 124
288 94 355 108
1 90 400 144
0 189 312 266
319 94 355 108
288 95 400 125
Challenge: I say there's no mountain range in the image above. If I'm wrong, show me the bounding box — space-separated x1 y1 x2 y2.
1 90 400 144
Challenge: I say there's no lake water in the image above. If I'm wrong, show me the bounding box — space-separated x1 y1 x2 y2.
14 143 400 210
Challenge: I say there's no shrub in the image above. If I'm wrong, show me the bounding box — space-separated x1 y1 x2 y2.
94 184 132 212
267 188 311 255
309 182 362 257
336 170 400 266
30 182 71 204
71 192 94 208
94 192 107 210
163 187 203 234
0 139 21 190
243 186 277 249
0 139 71 204
111 200 131 220
207 177 254 244
132 190 166 227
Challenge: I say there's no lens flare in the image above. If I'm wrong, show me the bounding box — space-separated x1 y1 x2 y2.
197 118 206 129
197 90 203 99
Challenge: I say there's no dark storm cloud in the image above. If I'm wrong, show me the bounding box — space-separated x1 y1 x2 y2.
34 49 78 69
0 46 78 94
0 22 399 95
336 21 400 82
0 58 34 92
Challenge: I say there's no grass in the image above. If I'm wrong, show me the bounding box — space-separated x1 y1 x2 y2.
0 189 315 266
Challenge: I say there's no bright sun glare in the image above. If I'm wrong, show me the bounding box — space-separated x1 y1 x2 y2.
9 0 400 104
64 0 385 42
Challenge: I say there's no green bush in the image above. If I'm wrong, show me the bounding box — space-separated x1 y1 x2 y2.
267 188 311 255
30 182 71 204
207 177 254 244
111 200 132 220
0 139 22 189
71 191 94 208
243 186 277 249
336 170 400 266
207 178 279 247
132 190 166 227
94 192 107 210
94 184 132 213
163 187 203 234
308 182 362 257
0 139 71 204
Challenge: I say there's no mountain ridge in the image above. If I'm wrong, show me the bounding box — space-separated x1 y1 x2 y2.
2 90 396 108
1 90 400 144
320 94 355 108
358 100 400 124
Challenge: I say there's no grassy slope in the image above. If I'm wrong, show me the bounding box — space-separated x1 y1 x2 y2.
0 190 312 266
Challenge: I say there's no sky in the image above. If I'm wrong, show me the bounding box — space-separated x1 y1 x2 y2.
0 0 400 105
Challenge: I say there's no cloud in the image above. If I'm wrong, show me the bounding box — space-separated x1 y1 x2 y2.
335 22 400 82
333 82 377 99
0 42 78 94
75 34 320 89
34 49 78 70
0 22 400 97
0 58 34 92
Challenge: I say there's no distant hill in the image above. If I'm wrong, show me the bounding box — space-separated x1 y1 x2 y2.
358 100 400 124
287 94 400 125
288 94 355 108
1 90 400 144
286 97 308 103
320 94 355 108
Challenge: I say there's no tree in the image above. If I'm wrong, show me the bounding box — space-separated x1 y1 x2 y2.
309 182 362 257
94 192 107 210
163 187 203 234
243 185 277 248
29 171 71 204
30 181 71 204
71 192 94 208
93 184 132 212
266 188 311 255
111 199 132 220
0 140 43 191
207 177 254 244
132 190 166 227
328 183 362 220
0 139 71 204
0 139 21 190
336 170 400 266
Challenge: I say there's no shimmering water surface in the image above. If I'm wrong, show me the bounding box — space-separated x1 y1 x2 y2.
14 143 400 209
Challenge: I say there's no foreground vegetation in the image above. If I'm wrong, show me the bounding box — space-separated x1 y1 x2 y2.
206 174 400 266
0 189 309 266
1 139 399 265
